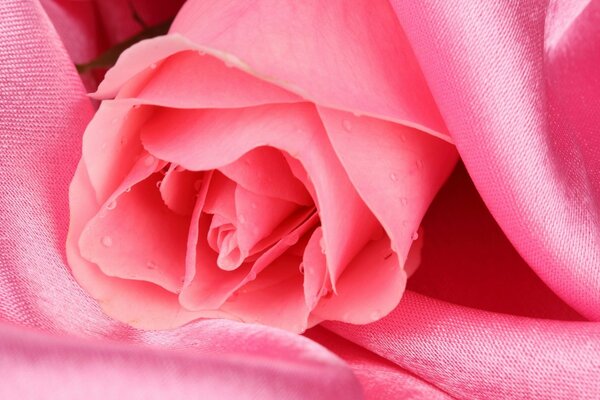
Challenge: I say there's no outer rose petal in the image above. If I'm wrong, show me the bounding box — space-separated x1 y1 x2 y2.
318 107 458 262
82 101 152 203
67 162 230 329
170 0 450 141
312 237 407 325
79 171 189 293
141 104 380 289
93 35 301 109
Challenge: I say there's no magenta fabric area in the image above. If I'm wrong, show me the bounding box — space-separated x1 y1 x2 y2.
1 0 599 399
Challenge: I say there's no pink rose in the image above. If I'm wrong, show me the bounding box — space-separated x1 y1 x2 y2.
67 0 457 332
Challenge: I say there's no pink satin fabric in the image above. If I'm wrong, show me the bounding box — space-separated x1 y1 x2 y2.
1 1 599 399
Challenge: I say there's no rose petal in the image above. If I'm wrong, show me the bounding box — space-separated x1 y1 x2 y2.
68 162 220 329
141 103 380 289
221 254 309 333
171 0 450 141
318 107 458 262
234 185 299 256
82 101 154 203
302 228 334 310
94 35 301 109
180 211 253 310
219 146 312 205
79 168 189 294
134 50 301 108
312 236 407 324
181 209 318 311
159 164 201 215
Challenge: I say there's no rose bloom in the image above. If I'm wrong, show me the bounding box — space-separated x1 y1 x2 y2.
67 0 457 332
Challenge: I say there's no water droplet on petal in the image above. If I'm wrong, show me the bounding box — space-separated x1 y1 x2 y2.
106 200 117 210
298 263 305 274
146 261 157 270
389 172 398 182
124 187 131 193
411 231 419 241
101 236 113 247
155 180 162 189
399 197 408 206
342 119 352 131
143 155 155 166
132 104 141 109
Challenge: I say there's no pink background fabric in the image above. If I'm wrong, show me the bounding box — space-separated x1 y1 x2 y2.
1 0 599 399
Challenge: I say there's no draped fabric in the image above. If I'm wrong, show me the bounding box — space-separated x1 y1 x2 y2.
1 0 598 398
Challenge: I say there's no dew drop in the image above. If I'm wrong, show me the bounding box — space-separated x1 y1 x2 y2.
399 197 408 206
411 231 419 241
132 104 141 109
106 200 117 210
342 119 352 132
298 263 305 274
101 236 113 247
389 172 398 182
146 261 157 270
155 180 162 189
124 187 131 193
149 63 157 70
143 155 155 166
